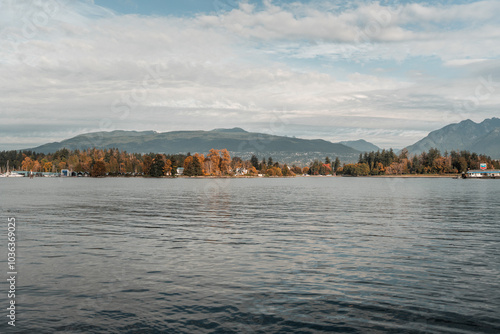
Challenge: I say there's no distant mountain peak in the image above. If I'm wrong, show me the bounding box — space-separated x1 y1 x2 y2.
211 127 247 133
339 139 380 152
405 117 500 159
481 116 499 123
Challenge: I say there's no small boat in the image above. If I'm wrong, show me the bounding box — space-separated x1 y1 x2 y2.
0 171 24 177
0 161 24 177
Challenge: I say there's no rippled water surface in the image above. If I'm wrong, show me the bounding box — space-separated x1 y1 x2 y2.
1 177 499 333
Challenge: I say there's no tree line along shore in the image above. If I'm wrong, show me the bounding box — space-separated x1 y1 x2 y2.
0 147 498 178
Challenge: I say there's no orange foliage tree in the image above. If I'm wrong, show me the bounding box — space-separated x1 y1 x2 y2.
207 149 221 175
21 156 35 171
220 149 231 175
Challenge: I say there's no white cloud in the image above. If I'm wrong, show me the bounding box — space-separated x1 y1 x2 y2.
0 0 499 150
198 0 500 62
444 59 488 67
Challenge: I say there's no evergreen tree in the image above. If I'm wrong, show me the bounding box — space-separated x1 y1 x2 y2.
150 154 166 177
250 155 259 169
334 157 340 172
192 157 203 176
184 156 203 176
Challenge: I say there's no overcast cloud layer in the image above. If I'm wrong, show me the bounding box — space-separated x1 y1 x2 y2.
1 0 499 150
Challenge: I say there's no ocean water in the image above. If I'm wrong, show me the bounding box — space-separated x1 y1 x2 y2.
1 177 499 333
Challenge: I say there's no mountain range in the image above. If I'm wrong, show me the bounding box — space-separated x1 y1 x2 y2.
30 128 362 165
26 117 500 163
405 117 500 159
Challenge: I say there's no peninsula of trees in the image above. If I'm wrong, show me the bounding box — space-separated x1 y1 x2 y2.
0 147 498 177
339 148 499 176
0 148 293 177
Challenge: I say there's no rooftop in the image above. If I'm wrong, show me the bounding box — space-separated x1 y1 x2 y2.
467 170 500 173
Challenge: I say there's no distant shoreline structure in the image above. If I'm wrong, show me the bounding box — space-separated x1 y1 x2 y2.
462 169 500 179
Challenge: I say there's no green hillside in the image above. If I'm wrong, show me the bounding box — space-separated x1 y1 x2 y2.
30 128 361 165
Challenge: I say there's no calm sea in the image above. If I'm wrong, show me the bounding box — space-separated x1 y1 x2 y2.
1 177 499 333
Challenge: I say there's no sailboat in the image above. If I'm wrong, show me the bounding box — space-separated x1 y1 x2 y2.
0 161 24 177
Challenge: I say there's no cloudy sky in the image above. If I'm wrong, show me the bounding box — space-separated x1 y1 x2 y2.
1 0 499 150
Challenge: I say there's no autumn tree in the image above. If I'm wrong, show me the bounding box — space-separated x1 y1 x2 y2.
75 163 84 172
108 156 119 174
341 163 370 176
385 161 404 175
220 149 231 175
319 163 331 175
91 160 107 177
266 166 282 177
163 159 172 176
231 156 243 170
308 160 323 175
183 156 193 171
143 156 153 175
282 164 294 176
21 156 35 171
432 156 447 174
207 149 221 175
58 161 67 172
32 160 41 172
291 166 302 174
247 166 258 176
43 161 53 173
371 162 385 175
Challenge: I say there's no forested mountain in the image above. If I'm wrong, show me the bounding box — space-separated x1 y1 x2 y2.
405 118 500 159
29 128 360 165
340 139 380 152
24 118 500 164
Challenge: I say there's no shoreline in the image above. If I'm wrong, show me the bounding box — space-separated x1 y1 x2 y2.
2 174 462 179
358 174 460 178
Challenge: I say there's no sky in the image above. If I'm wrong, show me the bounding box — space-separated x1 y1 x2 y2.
1 0 499 150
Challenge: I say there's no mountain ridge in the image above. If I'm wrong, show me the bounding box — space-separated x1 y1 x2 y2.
26 118 500 163
340 139 380 152
405 117 500 159
28 128 363 165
